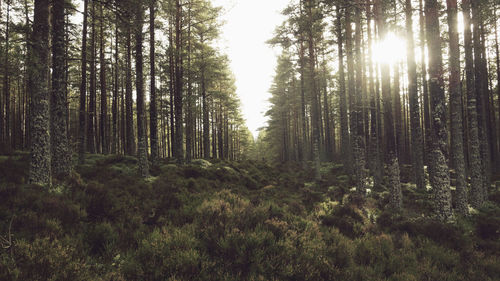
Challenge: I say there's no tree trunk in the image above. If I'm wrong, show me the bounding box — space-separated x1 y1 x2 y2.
306 0 320 181
201 37 210 159
28 0 51 186
135 4 149 177
112 14 119 154
2 0 10 147
125 21 135 155
174 0 184 163
405 0 425 191
87 1 96 154
352 2 367 195
149 0 158 161
78 0 88 163
462 0 484 208
419 0 431 160
367 1 383 188
447 0 468 215
426 0 453 222
99 3 108 154
336 4 350 173
186 2 193 162
472 0 491 202
50 0 71 178
376 0 402 210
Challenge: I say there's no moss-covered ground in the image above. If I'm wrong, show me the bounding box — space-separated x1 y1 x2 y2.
0 152 499 280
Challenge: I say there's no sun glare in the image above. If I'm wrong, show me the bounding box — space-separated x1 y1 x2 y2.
372 32 407 65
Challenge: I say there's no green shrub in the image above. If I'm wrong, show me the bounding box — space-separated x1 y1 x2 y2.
84 221 118 258
123 226 203 281
321 205 364 238
4 237 93 281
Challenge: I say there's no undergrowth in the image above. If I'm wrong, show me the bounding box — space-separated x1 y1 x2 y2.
0 152 498 280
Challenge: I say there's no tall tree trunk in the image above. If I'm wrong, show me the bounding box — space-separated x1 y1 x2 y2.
112 15 119 154
28 0 51 185
51 0 71 178
352 2 367 195
419 0 431 159
201 36 210 159
472 0 491 202
394 62 404 163
99 3 108 154
336 4 350 173
168 19 175 158
78 0 88 163
149 0 158 161
174 0 184 163
447 0 468 215
367 0 383 188
87 1 96 154
2 0 10 147
462 0 484 208
321 60 332 161
186 2 193 162
306 0 321 181
135 4 149 177
376 0 402 210
405 0 425 191
495 9 500 166
125 21 135 155
426 0 453 222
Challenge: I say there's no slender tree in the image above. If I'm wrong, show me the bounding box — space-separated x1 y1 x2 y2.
135 2 149 177
376 0 402 210
99 3 108 154
150 0 158 161
426 0 453 222
78 0 88 163
447 0 468 215
463 0 484 207
51 0 71 177
405 0 425 190
28 0 51 185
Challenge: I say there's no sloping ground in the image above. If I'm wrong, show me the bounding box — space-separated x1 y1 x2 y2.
0 152 499 280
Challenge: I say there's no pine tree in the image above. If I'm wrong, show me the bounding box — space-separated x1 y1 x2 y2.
50 0 71 178
425 0 453 222
28 0 51 185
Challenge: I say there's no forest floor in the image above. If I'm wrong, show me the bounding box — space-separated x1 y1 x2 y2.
0 151 499 280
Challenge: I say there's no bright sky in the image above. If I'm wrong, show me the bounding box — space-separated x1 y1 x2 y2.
212 0 291 138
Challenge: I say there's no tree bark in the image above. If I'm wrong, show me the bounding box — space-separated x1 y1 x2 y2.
2 0 10 147
125 20 135 155
112 14 119 154
352 2 367 195
149 0 158 161
87 0 96 154
375 0 402 210
447 0 468 215
336 4 350 174
367 1 383 188
174 0 184 163
426 0 453 222
78 0 88 163
405 0 425 190
419 0 431 159
472 0 491 202
135 3 149 177
99 3 108 154
28 0 51 186
462 0 484 208
306 0 321 181
51 0 71 178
